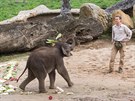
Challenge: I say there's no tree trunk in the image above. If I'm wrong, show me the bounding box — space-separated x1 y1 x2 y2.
0 16 103 54
105 0 135 16
0 22 57 54
48 16 103 44
60 0 71 16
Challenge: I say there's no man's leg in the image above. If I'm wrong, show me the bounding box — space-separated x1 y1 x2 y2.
109 44 118 73
118 42 126 73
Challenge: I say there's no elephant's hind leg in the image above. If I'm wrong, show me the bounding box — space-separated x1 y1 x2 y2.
36 71 47 93
49 70 56 89
19 69 35 91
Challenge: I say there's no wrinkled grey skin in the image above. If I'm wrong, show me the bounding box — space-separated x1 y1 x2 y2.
17 42 73 93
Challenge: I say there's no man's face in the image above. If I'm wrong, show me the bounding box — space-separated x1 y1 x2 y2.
114 17 121 24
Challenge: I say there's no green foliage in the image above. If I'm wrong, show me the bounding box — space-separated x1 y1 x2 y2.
71 0 121 9
0 0 121 21
46 33 62 46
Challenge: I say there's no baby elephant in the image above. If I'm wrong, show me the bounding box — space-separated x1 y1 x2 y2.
17 42 73 93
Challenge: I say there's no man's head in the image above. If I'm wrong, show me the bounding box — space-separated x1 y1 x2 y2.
114 16 122 25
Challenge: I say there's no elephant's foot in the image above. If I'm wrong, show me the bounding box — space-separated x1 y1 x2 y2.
68 82 74 87
39 90 47 93
19 85 25 91
49 86 55 89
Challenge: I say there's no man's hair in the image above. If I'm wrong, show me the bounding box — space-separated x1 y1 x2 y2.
115 16 122 20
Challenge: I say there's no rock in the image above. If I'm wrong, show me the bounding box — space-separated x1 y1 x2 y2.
79 3 110 31
133 5 135 25
112 9 134 28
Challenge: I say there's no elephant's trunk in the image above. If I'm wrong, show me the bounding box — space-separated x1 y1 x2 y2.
66 38 76 50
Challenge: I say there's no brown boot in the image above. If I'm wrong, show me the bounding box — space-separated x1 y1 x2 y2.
118 67 123 73
108 68 113 73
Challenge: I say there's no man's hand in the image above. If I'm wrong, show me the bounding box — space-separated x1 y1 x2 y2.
122 38 129 42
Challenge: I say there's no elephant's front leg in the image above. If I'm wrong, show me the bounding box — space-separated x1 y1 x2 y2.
49 70 56 89
57 66 73 87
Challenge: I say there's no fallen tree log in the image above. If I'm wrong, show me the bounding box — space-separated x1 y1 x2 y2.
0 15 103 54
105 0 135 16
48 15 103 44
0 21 57 54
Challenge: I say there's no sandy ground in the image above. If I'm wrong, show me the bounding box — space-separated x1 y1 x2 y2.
0 39 135 101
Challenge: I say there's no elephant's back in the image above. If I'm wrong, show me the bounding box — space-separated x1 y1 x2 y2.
27 47 60 72
33 47 60 56
29 46 61 62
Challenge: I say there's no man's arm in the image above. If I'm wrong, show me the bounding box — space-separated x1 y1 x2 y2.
112 27 115 43
124 25 132 40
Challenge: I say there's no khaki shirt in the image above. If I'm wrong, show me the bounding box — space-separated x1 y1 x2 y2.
112 24 132 42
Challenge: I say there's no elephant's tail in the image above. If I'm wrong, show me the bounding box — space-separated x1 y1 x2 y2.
16 65 28 82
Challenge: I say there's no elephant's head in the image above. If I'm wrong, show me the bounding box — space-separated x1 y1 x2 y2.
61 34 76 51
66 37 75 51
55 42 73 57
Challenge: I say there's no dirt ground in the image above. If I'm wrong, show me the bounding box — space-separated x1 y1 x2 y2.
0 39 135 101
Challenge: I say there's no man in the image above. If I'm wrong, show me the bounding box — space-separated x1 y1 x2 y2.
109 16 132 73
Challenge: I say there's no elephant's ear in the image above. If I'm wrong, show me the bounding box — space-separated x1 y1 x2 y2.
61 46 68 56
